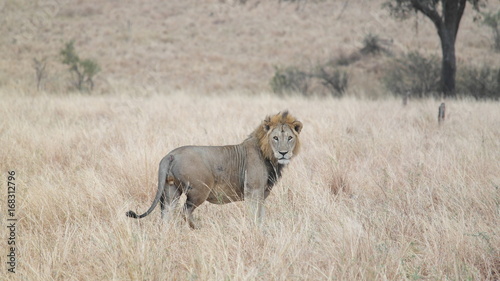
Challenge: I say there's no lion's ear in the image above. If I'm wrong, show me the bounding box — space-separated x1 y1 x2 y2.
293 121 303 134
263 117 271 131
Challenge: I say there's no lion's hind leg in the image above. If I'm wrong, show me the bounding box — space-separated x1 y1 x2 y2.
160 176 181 225
183 198 198 229
183 181 212 229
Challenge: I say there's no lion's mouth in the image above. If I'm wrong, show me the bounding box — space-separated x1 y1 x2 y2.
278 158 290 165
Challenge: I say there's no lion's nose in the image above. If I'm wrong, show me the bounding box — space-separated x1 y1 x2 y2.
279 151 287 156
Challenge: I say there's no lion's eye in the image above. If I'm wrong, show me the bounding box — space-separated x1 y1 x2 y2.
273 136 279 141
288 136 293 141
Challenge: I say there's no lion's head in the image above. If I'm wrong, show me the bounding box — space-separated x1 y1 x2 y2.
252 110 302 164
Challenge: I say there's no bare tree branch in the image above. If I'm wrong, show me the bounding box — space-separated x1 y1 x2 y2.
410 0 442 28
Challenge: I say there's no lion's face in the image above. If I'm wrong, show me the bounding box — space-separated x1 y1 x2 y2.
254 111 302 165
268 125 300 164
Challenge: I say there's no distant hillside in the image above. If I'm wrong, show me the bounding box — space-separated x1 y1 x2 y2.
1 0 499 94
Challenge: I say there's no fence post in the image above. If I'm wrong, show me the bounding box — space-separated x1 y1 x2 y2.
438 102 445 125
402 92 410 106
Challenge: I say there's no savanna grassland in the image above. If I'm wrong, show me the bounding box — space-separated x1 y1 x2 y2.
1 0 500 280
1 92 499 280
2 0 500 94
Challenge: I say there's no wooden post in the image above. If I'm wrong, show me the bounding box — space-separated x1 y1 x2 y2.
438 102 445 125
402 92 410 106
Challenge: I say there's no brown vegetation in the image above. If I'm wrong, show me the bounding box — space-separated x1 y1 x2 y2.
1 92 499 279
1 0 499 279
1 0 499 94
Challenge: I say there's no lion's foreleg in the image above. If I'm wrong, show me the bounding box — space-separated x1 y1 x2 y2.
244 169 266 226
245 188 265 226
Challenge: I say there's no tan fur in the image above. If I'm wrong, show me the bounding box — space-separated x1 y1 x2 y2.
251 111 303 162
126 111 303 228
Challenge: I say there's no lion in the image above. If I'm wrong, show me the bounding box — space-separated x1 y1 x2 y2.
126 111 302 228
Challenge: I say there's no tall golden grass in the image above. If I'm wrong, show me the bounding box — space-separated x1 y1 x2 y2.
1 90 498 280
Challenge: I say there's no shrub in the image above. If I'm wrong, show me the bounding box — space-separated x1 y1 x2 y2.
316 64 349 97
457 65 500 100
481 10 500 52
360 33 390 55
383 51 441 98
270 66 310 95
60 40 100 92
33 57 47 91
270 64 349 97
332 52 362 66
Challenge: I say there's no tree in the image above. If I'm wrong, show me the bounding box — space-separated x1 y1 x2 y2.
384 0 481 98
60 40 100 91
33 57 47 91
481 9 500 52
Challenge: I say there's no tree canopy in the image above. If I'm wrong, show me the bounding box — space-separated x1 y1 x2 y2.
384 0 483 97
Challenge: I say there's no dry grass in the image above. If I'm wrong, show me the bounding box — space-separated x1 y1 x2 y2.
1 0 500 279
1 90 499 280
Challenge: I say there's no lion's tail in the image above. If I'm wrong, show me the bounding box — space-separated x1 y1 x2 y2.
126 155 172 219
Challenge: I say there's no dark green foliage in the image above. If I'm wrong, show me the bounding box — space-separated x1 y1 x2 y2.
60 40 100 92
457 65 500 100
382 0 416 20
79 59 100 90
316 64 349 97
384 51 500 100
383 0 484 97
333 52 361 66
270 65 349 97
360 33 390 55
383 52 441 98
61 41 79 66
33 57 47 91
383 0 481 20
270 66 311 95
481 10 500 52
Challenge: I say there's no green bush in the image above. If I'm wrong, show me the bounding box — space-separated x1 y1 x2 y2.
270 64 349 97
60 40 100 91
481 10 500 52
360 33 390 55
332 52 361 66
316 64 349 97
457 65 500 100
270 66 310 95
270 34 397 97
383 51 441 98
33 57 47 91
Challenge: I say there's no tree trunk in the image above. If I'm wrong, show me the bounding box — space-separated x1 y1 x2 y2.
439 0 467 98
438 26 457 98
410 0 467 98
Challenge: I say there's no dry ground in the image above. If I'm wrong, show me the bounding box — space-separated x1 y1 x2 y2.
1 91 499 280
1 0 500 94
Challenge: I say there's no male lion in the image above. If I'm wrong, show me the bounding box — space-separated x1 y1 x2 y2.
126 111 302 228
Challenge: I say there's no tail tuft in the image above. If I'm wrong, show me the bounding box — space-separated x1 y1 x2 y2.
125 210 138 218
